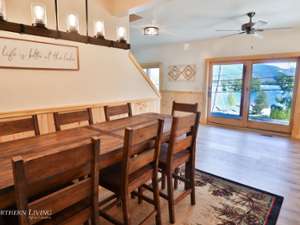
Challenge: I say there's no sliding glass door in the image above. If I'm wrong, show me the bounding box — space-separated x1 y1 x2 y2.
208 58 299 133
208 63 246 126
247 61 297 132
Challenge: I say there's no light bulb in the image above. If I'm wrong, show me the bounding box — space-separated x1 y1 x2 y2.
117 26 126 41
94 21 105 38
34 6 44 20
31 3 47 26
0 0 6 20
67 14 79 33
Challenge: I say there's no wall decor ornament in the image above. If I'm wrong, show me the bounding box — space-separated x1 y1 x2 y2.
0 36 79 70
168 64 196 81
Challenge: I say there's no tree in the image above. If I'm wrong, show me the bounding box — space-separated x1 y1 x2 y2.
275 72 294 93
270 72 294 120
250 78 261 92
252 91 268 115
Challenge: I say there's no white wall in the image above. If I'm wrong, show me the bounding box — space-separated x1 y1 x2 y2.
133 29 300 92
0 0 158 113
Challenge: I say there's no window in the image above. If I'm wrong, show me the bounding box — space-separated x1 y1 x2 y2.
143 66 160 90
207 57 299 133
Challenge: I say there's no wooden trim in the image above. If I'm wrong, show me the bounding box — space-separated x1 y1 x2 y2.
207 122 290 137
0 20 130 50
0 97 159 119
291 58 300 138
129 52 161 98
161 90 202 94
206 52 300 63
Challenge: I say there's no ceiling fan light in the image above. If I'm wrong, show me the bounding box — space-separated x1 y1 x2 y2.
144 26 159 36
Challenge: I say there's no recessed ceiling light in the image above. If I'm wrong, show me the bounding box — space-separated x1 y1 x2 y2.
144 26 159 36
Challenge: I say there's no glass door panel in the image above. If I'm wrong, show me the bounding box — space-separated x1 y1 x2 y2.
248 61 297 126
209 64 245 120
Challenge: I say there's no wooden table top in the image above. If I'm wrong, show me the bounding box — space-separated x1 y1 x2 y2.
0 113 172 209
90 113 172 139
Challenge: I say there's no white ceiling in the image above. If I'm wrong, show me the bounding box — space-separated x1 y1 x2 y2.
130 0 300 47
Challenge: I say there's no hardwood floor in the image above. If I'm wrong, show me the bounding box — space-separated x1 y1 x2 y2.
196 125 300 225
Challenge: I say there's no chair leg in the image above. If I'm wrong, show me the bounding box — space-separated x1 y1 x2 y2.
131 192 135 199
121 194 131 225
166 171 175 224
174 167 180 190
161 172 166 190
152 175 162 225
185 162 195 205
138 187 143 204
190 165 196 206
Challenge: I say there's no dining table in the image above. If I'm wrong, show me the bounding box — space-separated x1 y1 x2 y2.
0 112 172 210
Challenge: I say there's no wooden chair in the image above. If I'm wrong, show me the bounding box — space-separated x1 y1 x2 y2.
170 101 198 189
12 137 100 225
171 101 198 116
53 108 93 131
0 115 40 142
99 119 164 225
158 113 200 224
104 103 132 121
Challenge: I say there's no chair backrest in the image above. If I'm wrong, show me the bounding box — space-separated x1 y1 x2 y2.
171 101 198 116
12 137 100 225
121 119 164 191
0 115 40 141
53 108 93 131
167 112 200 168
104 103 132 122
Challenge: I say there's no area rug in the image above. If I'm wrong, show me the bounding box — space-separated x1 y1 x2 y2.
100 170 284 225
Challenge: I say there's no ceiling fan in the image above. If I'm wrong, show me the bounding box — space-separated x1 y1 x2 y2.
217 12 293 38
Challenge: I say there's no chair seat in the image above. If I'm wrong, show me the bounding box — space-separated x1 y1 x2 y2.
159 144 190 171
100 163 154 194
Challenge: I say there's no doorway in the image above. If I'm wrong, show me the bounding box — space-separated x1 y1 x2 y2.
207 57 299 133
142 63 161 91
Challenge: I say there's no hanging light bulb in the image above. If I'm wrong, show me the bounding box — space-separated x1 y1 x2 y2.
31 3 47 27
67 14 79 33
0 0 6 21
94 21 105 39
117 26 127 42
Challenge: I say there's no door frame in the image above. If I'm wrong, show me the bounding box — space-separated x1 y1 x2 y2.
207 61 248 127
205 52 300 134
141 62 163 92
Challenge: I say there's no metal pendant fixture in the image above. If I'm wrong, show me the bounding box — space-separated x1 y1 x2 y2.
144 26 159 36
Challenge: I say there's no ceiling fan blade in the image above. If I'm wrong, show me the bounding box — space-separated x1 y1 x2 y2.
258 27 293 31
216 29 241 32
221 32 245 38
255 20 268 26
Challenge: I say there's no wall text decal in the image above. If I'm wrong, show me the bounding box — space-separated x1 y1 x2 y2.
0 36 79 70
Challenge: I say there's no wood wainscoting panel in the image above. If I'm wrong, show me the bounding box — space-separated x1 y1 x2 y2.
161 90 204 122
0 98 160 143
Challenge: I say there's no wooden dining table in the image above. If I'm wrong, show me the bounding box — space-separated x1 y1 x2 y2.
0 112 172 210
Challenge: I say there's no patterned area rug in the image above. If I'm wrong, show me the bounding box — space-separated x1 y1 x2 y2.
100 170 283 225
